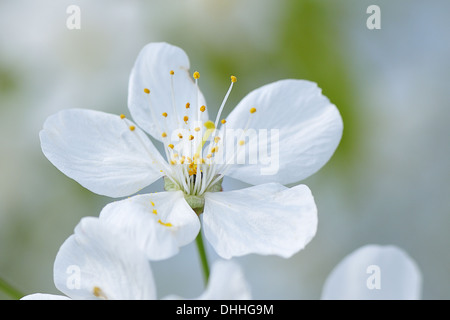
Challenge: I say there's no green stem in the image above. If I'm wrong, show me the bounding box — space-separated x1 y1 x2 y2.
0 276 23 300
195 231 210 286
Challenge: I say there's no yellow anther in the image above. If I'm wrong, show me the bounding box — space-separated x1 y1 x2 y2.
168 144 174 149
150 201 155 206
211 147 217 153
250 107 257 114
170 70 174 75
193 71 200 79
195 120 216 155
231 75 237 83
162 112 168 117
183 115 189 123
170 159 176 165
214 136 221 143
206 154 212 159
204 120 215 130
161 132 167 138
189 135 194 141
239 140 245 146
93 286 107 300
221 119 227 124
144 88 150 94
120 114 126 119
194 127 200 132
200 105 206 112
185 102 190 109
152 209 157 214
158 220 173 227
173 153 179 158
178 133 183 139
129 126 136 131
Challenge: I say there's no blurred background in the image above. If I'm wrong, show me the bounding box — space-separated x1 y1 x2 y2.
0 0 449 299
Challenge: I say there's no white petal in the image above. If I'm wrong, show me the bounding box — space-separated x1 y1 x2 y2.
203 183 318 259
20 293 71 300
197 260 252 300
321 245 422 300
223 79 343 185
128 42 208 141
99 191 200 260
40 108 165 197
54 217 156 300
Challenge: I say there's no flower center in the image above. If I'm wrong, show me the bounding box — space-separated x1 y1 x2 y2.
147 71 237 199
129 70 257 208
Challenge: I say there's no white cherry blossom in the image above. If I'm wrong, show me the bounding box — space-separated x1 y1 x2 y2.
21 217 251 300
40 42 343 259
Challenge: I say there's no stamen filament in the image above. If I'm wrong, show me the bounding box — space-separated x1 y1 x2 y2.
214 76 235 128
170 71 181 130
119 116 173 181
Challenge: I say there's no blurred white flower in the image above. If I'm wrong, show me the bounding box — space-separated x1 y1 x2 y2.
21 217 251 300
22 217 156 300
321 244 422 300
40 42 343 259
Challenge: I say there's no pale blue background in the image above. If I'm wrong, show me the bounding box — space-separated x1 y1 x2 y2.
0 0 449 299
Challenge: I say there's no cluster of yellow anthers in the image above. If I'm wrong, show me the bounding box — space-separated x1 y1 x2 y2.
119 70 257 197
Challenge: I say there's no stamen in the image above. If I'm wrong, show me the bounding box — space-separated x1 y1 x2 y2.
162 112 168 118
239 140 245 146
250 107 257 114
169 70 181 129
221 119 226 124
183 115 189 123
120 114 126 119
161 132 167 138
192 71 203 130
119 113 173 182
168 144 174 149
185 102 190 109
214 75 236 128
144 88 150 94
152 209 157 214
200 105 206 112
